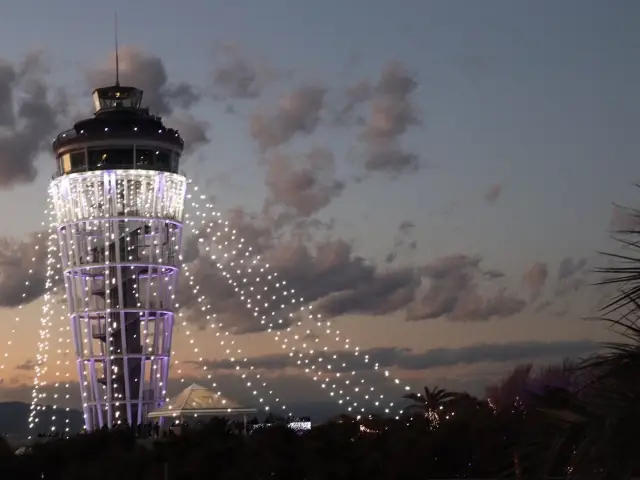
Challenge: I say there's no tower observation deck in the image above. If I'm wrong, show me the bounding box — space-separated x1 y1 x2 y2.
49 84 187 430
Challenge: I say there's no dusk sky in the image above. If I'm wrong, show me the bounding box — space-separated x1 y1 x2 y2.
0 0 638 416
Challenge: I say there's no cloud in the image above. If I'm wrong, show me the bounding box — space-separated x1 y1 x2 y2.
87 46 200 115
259 238 420 320
211 42 277 99
557 256 587 281
15 359 35 371
86 46 210 153
0 231 50 307
250 85 327 151
315 267 420 317
398 221 415 235
522 262 548 300
482 269 505 280
2 337 597 413
166 115 211 155
385 221 418 264
407 254 525 322
263 147 345 217
182 214 526 330
533 257 590 314
555 256 588 296
484 183 502 203
0 52 68 188
195 340 599 373
179 215 426 332
609 204 640 232
359 61 421 176
332 79 373 127
363 147 420 176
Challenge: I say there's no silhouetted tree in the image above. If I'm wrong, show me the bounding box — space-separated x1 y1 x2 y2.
403 385 459 429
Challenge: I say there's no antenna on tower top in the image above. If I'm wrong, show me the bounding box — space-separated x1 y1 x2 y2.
114 11 120 87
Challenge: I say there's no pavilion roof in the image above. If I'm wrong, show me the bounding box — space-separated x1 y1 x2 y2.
148 383 257 418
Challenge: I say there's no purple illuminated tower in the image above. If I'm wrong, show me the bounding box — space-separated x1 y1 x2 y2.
49 82 186 430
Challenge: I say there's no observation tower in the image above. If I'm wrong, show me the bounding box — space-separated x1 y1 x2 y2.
49 79 187 430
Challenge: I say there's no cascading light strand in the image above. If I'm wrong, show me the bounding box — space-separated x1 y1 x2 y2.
186 202 372 416
189 193 411 417
43 269 61 433
177 263 289 415
186 197 365 414
45 207 74 436
184 190 364 414
46 289 74 435
61 316 72 434
310 311 413 416
28 211 56 432
173 193 289 415
0 228 45 374
28 220 57 437
236 239 411 417
213 244 373 415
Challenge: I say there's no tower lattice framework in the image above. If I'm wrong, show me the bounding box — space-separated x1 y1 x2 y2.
49 82 186 430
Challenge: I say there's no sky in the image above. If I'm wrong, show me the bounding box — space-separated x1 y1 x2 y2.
0 0 638 418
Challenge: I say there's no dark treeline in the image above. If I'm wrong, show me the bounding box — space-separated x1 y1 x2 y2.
0 396 564 480
2 317 640 478
0 350 638 480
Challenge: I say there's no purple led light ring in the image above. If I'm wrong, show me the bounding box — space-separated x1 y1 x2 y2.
69 308 174 320
56 216 183 231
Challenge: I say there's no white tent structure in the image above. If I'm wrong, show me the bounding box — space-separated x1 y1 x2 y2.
148 383 257 419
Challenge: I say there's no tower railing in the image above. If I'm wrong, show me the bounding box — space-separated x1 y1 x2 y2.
53 127 183 151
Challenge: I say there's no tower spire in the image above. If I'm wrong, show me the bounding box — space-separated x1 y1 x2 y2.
114 11 120 87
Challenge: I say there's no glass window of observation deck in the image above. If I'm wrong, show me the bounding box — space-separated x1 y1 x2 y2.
88 148 134 169
170 152 179 172
155 150 171 171
61 151 86 174
92 90 143 112
135 148 174 172
135 149 154 168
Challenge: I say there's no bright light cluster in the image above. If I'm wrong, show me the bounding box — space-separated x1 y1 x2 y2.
47 170 187 429
50 170 187 224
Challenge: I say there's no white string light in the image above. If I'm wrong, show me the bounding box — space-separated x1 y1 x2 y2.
309 311 414 416
187 187 413 417
45 292 73 436
39 269 73 435
186 194 366 414
176 267 289 415
170 193 289 415
28 209 57 437
0 228 45 375
187 205 378 416
38 196 74 437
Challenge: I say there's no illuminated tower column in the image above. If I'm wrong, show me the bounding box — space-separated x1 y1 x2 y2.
49 83 186 430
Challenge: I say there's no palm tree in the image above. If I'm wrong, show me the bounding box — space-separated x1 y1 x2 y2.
535 204 640 478
402 385 459 429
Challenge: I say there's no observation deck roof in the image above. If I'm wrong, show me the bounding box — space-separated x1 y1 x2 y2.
52 84 184 153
